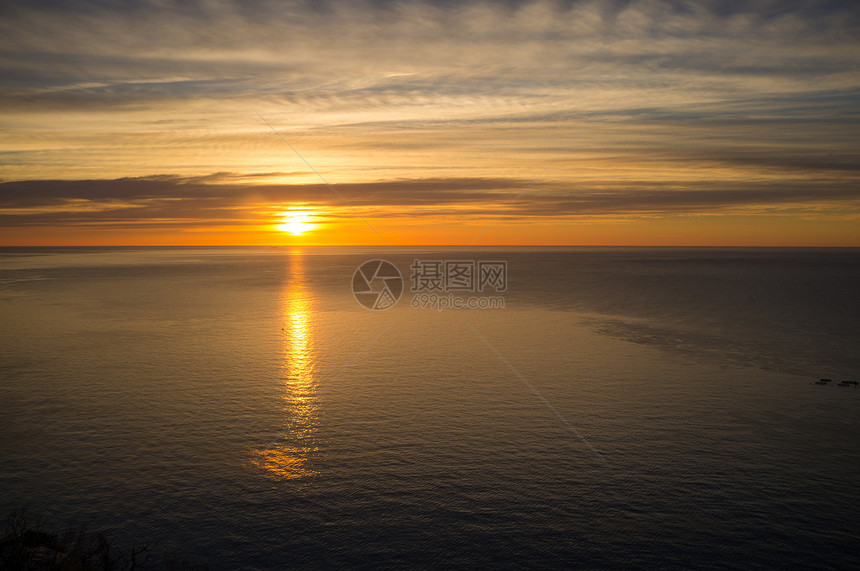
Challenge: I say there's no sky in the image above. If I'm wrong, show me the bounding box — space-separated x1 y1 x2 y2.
1 0 859 246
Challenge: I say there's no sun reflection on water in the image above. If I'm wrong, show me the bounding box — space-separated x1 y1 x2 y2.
252 253 320 480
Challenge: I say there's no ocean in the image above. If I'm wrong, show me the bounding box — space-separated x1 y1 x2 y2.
1 247 858 569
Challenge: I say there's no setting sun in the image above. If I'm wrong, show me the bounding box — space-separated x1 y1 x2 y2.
276 213 316 235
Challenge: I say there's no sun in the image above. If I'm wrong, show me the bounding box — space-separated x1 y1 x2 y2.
276 212 316 235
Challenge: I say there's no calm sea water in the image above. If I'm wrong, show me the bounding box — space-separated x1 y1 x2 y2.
1 247 858 569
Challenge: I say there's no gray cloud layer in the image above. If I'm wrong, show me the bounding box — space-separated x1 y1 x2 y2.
2 173 857 228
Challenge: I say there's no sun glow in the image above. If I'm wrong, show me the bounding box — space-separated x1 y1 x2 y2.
276 212 316 235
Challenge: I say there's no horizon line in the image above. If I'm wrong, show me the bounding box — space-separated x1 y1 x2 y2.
3 244 859 249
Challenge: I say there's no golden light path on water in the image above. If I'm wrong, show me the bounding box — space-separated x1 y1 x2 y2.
252 252 320 479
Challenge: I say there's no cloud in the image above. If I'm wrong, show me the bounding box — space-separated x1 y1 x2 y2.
2 0 859 111
2 173 858 229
